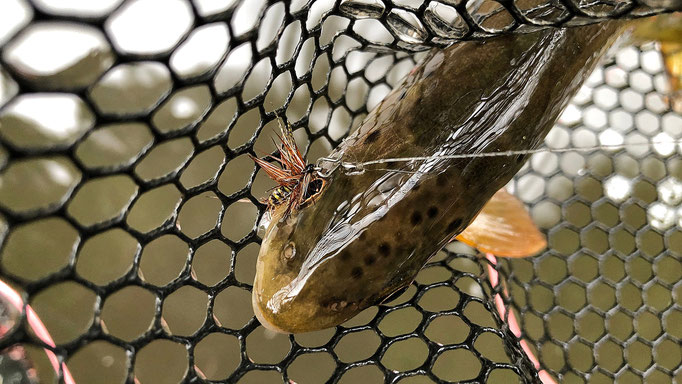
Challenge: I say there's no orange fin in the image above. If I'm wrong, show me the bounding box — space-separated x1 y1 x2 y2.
455 189 546 258
660 42 682 113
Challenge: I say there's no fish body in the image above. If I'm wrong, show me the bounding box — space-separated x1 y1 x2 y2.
253 22 627 333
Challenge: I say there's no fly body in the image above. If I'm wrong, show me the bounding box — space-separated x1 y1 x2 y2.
251 124 326 216
268 185 293 208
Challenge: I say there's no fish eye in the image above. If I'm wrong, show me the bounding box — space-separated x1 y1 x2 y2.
281 242 296 261
302 178 325 202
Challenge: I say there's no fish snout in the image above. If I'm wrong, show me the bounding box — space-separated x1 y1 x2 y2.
252 240 367 333
252 277 365 334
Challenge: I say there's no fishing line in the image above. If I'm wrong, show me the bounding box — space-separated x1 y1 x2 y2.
316 138 682 176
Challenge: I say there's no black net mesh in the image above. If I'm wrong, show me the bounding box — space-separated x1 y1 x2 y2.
0 0 680 383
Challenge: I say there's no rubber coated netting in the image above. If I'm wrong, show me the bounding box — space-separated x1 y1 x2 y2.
0 0 680 383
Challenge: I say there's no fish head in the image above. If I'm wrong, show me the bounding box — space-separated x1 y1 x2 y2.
252 169 382 334
253 161 465 334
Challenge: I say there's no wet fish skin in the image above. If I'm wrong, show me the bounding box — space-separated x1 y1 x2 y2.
253 22 627 334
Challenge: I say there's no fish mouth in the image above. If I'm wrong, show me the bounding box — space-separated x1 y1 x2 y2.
251 270 333 334
251 290 363 334
251 255 367 334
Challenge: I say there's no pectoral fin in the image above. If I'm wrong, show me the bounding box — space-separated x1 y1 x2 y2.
455 189 547 258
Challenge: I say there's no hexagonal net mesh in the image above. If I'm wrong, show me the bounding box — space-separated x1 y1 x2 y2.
0 0 680 383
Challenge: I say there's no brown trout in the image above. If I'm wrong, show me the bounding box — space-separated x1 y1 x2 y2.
253 22 627 333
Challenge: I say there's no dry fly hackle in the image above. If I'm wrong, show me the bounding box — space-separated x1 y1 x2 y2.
251 119 325 216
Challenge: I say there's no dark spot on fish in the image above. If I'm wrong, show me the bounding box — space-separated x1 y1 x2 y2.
427 206 439 218
447 218 463 232
436 173 448 187
410 211 423 225
379 243 391 257
364 255 376 265
351 267 363 279
365 130 380 144
516 154 526 163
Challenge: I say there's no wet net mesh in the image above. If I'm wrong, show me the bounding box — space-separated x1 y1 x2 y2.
0 0 680 383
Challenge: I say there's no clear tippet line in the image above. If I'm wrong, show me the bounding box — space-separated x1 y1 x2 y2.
315 139 682 176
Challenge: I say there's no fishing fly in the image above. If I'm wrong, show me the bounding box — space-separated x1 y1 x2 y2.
250 122 325 217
